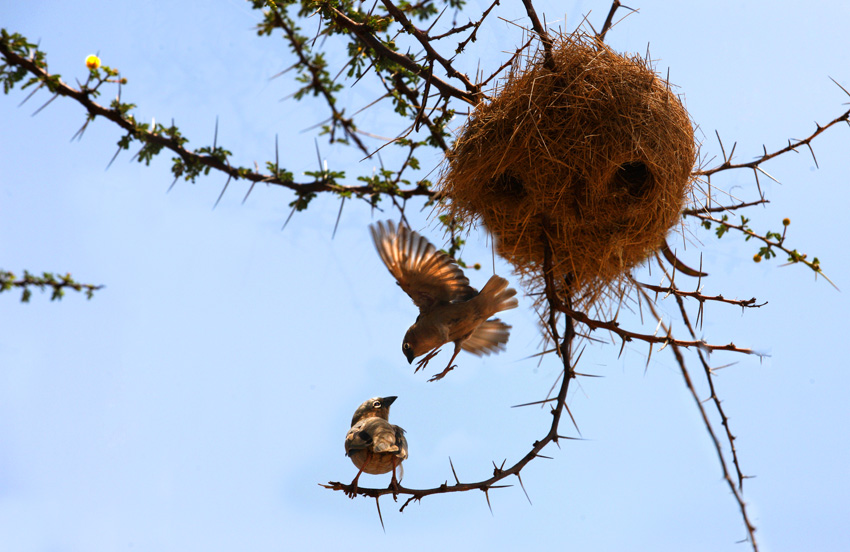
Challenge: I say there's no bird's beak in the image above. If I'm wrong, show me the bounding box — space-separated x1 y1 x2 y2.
382 396 398 406
404 349 415 364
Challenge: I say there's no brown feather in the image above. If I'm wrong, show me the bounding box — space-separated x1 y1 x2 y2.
371 220 476 312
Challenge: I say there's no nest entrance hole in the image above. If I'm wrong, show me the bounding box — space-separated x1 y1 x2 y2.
489 173 527 200
611 162 653 199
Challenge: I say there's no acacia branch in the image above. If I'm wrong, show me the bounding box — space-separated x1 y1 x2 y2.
0 270 103 302
323 334 576 506
696 106 850 178
520 0 554 70
379 0 480 95
636 286 758 552
429 19 475 42
528 225 759 354
388 72 450 151
689 212 830 283
636 281 766 309
479 36 535 89
268 7 371 157
319 3 480 105
682 198 769 216
549 293 762 356
0 39 435 202
670 342 759 551
672 292 747 491
597 0 624 43
451 0 501 54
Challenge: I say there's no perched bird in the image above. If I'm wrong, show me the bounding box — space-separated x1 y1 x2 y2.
344 396 408 498
370 220 519 381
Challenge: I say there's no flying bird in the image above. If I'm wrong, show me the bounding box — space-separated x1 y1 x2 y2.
344 395 408 498
370 220 519 381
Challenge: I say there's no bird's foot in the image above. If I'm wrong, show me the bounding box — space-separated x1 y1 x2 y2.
389 477 401 501
428 364 457 382
414 348 441 373
345 477 360 499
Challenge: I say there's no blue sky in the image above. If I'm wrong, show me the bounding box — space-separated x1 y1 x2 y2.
1 1 849 550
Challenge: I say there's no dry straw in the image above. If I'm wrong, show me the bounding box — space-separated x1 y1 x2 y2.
438 32 697 308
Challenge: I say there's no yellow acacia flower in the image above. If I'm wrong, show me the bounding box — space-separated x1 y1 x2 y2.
85 55 101 70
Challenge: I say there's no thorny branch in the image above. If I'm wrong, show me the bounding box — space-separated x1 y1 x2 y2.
596 0 624 43
520 0 554 70
449 0 500 54
0 270 103 302
696 104 850 180
683 198 769 216
379 0 480 94
636 281 766 310
0 38 440 205
388 72 450 151
267 7 371 157
644 261 751 492
549 291 764 356
688 211 830 284
316 3 481 106
635 285 759 551
672 292 747 491
478 36 535 89
322 323 576 508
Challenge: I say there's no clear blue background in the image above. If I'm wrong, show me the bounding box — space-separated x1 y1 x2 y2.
1 1 848 550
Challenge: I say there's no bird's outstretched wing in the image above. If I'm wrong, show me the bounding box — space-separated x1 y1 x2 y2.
460 318 511 356
370 220 476 312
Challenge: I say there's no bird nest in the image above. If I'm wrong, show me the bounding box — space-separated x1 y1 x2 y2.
438 32 697 308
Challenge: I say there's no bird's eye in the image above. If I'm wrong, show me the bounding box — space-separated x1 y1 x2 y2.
403 343 411 351
373 401 381 408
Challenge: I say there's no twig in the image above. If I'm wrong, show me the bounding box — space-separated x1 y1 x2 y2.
0 270 103 302
672 292 747 491
520 0 555 70
636 282 766 309
688 212 832 285
269 7 371 156
696 107 850 177
379 0 480 96
319 3 479 105
635 286 759 552
451 0 501 54
0 41 435 202
597 0 623 43
682 199 769 216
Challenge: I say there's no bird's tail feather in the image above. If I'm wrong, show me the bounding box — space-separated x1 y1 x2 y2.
479 275 518 313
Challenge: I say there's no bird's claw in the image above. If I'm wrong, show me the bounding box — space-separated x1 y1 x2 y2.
414 348 441 373
345 477 360 499
428 364 457 382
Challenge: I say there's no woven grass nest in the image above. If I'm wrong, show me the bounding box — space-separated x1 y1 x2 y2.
438 32 697 306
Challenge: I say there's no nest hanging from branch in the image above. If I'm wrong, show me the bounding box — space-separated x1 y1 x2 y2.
438 32 697 308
